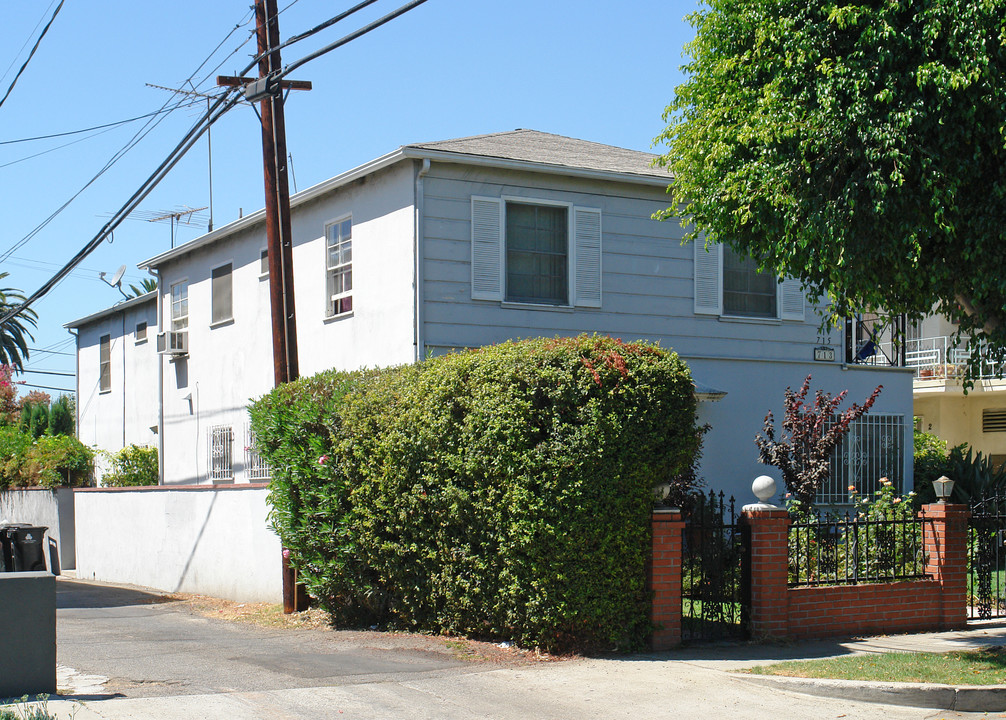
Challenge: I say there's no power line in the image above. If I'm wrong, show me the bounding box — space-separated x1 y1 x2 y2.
1 0 56 86
26 348 73 357
280 0 430 78
0 88 244 325
0 0 432 326
0 8 257 264
21 369 74 377
0 0 65 111
0 98 206 146
15 381 73 393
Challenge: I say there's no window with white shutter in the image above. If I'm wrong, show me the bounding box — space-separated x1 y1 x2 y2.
693 241 804 320
470 196 601 308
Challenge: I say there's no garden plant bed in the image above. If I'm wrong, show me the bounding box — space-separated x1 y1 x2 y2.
746 646 1006 685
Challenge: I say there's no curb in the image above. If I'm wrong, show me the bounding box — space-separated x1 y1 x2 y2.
734 673 1006 712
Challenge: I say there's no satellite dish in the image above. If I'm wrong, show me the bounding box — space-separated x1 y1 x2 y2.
100 264 130 300
109 265 126 288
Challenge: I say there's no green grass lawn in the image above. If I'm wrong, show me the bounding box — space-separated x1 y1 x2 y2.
746 646 1006 685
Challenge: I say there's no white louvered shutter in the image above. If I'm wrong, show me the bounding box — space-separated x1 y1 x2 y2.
573 206 602 307
694 241 722 315
471 196 503 300
779 277 805 321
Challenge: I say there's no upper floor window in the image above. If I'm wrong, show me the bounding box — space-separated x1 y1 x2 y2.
170 281 188 331
694 242 804 321
259 249 269 277
505 203 568 305
470 196 601 308
326 217 353 317
211 264 233 325
135 322 147 343
99 334 111 393
723 247 777 318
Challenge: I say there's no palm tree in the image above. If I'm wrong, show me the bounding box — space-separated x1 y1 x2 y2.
128 278 158 297
0 273 36 373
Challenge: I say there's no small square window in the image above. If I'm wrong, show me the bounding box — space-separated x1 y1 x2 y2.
260 249 268 276
135 322 147 343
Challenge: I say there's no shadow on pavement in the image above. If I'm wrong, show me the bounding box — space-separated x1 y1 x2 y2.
57 578 174 610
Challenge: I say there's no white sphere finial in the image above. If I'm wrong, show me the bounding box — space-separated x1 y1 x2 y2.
743 475 782 511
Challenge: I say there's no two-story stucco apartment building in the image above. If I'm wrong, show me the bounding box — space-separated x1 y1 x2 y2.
66 130 914 504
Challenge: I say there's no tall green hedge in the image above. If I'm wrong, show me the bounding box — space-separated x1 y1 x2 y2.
249 335 700 652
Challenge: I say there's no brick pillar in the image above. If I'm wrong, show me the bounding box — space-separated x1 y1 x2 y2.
922 503 970 630
741 508 791 640
650 507 684 650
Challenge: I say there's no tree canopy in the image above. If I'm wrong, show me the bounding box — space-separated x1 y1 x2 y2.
0 273 35 373
656 0 1006 355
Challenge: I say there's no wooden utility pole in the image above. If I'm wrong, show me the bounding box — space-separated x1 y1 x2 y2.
220 0 311 613
255 0 299 387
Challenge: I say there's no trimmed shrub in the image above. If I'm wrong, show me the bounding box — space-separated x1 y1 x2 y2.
102 444 158 487
250 335 700 652
19 435 94 488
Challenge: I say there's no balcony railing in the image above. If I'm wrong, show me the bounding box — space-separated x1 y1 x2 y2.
893 336 1006 381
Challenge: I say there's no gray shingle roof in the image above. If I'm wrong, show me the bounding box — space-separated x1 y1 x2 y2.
408 129 671 181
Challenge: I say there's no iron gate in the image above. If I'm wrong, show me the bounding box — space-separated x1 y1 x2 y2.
968 496 1006 620
681 491 750 642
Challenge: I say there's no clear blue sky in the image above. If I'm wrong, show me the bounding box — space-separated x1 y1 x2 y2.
2 0 701 396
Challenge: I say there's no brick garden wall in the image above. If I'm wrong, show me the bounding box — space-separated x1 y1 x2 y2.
649 503 970 650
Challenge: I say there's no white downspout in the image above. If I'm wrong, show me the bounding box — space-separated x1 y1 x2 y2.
414 158 431 362
149 268 165 485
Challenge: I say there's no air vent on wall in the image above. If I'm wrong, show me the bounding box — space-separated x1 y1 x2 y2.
983 409 1006 433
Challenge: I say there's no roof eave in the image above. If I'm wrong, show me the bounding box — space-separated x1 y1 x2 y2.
138 147 410 270
63 291 157 329
399 146 672 187
137 144 672 270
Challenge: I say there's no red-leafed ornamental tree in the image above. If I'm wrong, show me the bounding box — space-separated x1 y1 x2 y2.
756 376 882 508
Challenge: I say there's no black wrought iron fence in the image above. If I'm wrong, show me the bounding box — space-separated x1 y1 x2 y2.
969 495 1006 620
789 510 927 586
681 491 749 642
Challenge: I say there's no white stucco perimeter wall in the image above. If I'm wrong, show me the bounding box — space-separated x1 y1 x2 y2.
0 488 75 571
74 485 281 603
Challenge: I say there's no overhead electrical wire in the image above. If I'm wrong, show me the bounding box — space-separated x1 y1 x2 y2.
0 98 207 146
0 9 259 265
1 0 57 86
0 0 432 326
0 0 66 112
0 87 244 326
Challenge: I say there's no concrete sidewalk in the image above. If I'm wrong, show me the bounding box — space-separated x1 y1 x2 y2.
12 577 1006 719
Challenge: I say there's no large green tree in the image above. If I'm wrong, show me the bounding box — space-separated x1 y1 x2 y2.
656 0 1006 359
0 273 35 373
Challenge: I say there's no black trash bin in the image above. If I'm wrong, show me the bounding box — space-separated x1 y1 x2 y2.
10 525 48 572
0 525 14 572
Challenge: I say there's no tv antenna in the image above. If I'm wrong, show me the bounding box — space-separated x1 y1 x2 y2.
99 264 129 299
146 82 219 232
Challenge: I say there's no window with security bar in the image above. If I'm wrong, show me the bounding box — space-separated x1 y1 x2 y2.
208 425 234 482
244 425 270 481
817 413 905 505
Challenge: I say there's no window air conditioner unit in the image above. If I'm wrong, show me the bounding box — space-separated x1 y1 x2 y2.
156 331 188 355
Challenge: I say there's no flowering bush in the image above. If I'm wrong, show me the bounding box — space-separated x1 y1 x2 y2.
788 479 925 584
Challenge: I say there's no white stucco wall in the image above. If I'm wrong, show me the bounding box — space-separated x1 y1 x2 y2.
693 361 915 504
74 485 281 602
0 488 74 571
72 295 159 476
155 161 417 485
